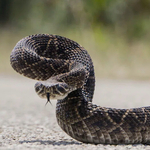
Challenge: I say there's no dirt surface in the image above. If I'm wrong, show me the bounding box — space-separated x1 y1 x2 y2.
1 75 150 150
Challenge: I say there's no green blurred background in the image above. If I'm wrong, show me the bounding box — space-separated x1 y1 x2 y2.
1 0 150 79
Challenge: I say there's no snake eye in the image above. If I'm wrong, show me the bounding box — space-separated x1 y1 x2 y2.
62 84 69 91
56 85 66 93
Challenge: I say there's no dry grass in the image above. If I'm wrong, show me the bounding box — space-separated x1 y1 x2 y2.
65 27 150 79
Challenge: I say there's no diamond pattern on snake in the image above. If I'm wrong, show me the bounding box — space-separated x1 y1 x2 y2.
10 34 150 144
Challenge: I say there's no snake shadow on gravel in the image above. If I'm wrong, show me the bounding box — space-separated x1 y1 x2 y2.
19 140 81 145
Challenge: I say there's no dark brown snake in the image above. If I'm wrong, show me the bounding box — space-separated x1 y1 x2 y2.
10 34 150 144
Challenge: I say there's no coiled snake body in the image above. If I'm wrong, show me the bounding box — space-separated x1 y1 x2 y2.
10 34 150 144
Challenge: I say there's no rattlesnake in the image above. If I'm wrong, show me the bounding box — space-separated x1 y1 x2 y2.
10 34 150 144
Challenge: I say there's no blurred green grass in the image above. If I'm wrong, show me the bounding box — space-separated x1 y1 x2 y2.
1 26 150 79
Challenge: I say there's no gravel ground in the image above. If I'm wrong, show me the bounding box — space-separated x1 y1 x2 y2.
1 75 150 150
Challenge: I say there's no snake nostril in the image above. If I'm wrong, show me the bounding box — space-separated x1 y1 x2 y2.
35 85 40 92
35 82 43 93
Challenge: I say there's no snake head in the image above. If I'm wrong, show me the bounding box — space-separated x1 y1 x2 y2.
34 81 71 100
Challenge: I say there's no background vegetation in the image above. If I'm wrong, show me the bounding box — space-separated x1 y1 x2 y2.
1 0 150 79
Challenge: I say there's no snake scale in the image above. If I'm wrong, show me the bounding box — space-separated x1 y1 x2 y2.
10 34 150 144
